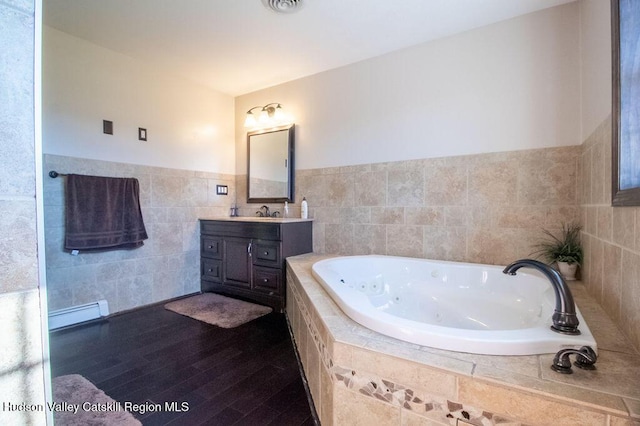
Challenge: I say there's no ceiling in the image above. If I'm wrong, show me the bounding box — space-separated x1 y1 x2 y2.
44 0 576 96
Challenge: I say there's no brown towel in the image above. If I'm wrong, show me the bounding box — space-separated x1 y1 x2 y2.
64 174 148 251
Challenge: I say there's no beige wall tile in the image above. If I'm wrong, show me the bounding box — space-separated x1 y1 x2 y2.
545 206 580 228
400 410 450 426
387 225 423 257
423 226 467 262
371 207 405 225
610 416 640 426
444 206 468 227
591 141 607 204
622 398 640 421
495 205 547 228
0 199 37 293
326 173 355 207
597 206 613 241
0 291 46 426
320 366 334 425
388 170 424 207
325 224 354 255
333 385 401 426
518 160 576 206
424 163 468 206
602 243 622 321
582 150 593 205
620 250 640 349
587 237 604 302
586 206 598 235
353 224 386 255
468 161 518 206
355 171 387 206
406 207 445 226
637 209 640 251
457 378 607 425
467 228 520 266
612 208 636 250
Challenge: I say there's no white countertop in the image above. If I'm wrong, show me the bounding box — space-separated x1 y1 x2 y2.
199 216 314 223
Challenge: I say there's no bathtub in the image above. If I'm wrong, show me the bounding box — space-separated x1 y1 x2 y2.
311 255 596 355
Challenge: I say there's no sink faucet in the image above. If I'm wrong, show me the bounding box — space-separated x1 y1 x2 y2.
256 205 271 217
503 259 580 335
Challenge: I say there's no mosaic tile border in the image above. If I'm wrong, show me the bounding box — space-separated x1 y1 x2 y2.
288 273 521 426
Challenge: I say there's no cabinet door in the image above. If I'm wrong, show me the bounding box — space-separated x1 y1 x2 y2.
222 237 251 289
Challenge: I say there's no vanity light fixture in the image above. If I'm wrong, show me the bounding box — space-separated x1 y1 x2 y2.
244 103 286 128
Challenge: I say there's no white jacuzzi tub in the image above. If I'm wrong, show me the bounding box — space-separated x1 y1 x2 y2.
311 255 596 355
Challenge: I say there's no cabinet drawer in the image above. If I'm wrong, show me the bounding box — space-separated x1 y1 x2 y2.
200 220 281 240
201 259 222 281
201 237 222 259
253 267 282 295
253 241 280 266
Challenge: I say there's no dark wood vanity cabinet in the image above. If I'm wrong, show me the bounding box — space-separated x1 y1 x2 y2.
199 219 312 311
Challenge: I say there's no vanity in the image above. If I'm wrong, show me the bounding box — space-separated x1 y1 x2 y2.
199 217 312 311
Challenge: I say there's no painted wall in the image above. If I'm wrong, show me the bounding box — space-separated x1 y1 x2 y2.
43 27 236 174
0 0 49 424
579 1 640 351
579 0 612 140
235 2 580 173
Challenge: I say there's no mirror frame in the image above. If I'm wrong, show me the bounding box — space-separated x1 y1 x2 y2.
247 124 295 204
612 0 640 206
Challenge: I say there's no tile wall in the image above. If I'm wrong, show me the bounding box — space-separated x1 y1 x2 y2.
239 145 581 267
0 0 48 424
43 154 236 314
580 116 640 351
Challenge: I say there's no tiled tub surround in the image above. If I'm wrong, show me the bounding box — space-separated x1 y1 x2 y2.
286 254 640 425
237 146 580 267
579 116 640 352
43 154 236 314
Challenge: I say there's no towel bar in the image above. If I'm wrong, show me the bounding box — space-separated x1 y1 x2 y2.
48 171 68 178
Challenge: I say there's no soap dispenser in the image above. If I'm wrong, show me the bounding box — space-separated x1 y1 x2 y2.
301 197 308 219
284 201 289 218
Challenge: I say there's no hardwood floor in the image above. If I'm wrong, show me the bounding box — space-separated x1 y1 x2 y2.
49 299 316 425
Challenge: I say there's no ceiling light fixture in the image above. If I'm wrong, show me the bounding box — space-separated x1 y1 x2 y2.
262 0 303 14
244 103 286 128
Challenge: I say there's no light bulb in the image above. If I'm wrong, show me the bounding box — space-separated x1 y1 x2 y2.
244 113 257 128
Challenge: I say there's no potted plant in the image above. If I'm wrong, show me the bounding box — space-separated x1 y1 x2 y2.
531 222 583 280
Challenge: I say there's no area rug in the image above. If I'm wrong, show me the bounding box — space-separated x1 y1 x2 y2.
164 293 273 328
52 374 140 426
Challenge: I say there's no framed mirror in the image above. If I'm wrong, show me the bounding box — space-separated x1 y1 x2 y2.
247 124 295 203
612 0 640 206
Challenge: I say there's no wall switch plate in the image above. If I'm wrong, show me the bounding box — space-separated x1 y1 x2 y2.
138 128 147 141
216 185 228 195
103 120 113 135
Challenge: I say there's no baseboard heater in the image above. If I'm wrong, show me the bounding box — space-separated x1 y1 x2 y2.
48 300 109 330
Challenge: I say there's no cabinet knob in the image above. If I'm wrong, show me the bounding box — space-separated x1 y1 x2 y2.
264 251 269 255
208 245 214 249
208 268 213 272
263 278 269 283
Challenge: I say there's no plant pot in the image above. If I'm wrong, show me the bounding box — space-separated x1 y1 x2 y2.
557 261 578 281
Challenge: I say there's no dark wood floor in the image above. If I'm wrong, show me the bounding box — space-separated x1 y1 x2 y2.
49 300 316 426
